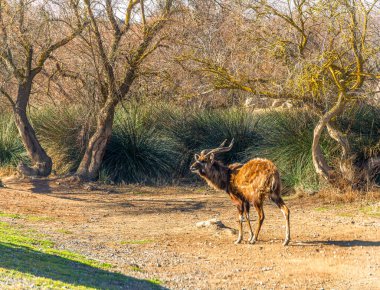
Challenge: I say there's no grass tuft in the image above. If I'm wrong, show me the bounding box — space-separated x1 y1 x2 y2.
32 107 91 174
0 114 27 168
102 105 179 183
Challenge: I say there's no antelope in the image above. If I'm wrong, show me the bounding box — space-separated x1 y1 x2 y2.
190 139 290 246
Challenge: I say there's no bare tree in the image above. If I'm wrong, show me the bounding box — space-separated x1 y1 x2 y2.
0 0 87 176
67 0 175 180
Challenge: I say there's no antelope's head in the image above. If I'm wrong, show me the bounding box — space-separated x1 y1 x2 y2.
190 139 234 176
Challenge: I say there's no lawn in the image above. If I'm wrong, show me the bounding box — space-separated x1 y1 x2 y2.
0 221 165 289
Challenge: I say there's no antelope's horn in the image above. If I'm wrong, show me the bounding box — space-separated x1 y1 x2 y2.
205 138 234 156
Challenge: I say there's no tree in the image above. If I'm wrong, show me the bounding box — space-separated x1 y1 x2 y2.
177 0 380 187
0 0 87 176
66 0 175 180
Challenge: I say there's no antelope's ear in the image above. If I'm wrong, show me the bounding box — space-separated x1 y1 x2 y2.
209 153 215 163
194 154 200 160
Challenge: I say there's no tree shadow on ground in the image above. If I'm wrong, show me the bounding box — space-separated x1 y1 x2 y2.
30 178 52 194
0 242 167 289
111 199 206 215
293 240 380 247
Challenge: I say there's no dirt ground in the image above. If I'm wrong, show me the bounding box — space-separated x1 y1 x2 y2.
0 177 379 289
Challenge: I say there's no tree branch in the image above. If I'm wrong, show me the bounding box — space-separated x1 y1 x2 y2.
35 22 89 71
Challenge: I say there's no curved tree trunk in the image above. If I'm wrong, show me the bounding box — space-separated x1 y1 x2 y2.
312 91 347 183
76 99 117 181
14 79 52 177
326 121 356 183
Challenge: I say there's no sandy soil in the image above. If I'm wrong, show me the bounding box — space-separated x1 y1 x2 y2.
0 177 379 289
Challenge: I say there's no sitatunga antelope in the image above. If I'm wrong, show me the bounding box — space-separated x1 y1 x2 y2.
190 139 290 245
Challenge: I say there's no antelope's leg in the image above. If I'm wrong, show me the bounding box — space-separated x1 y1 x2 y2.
251 201 265 244
280 202 290 246
244 202 254 242
234 205 244 244
271 195 290 246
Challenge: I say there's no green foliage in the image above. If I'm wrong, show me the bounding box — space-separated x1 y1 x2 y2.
32 107 90 174
1 102 378 188
339 104 380 161
0 114 27 167
101 105 180 183
248 109 337 192
161 106 261 176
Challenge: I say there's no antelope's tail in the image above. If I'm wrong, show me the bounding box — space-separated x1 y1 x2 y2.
270 170 282 196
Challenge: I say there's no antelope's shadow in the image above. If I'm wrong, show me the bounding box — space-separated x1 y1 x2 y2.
293 240 380 247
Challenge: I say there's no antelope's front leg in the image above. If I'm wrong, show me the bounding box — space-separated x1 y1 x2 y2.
234 213 243 244
245 212 254 242
235 205 244 244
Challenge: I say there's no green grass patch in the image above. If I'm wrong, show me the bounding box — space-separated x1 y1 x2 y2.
147 278 163 285
0 222 165 289
360 204 380 218
0 212 22 219
56 229 74 235
337 212 354 218
130 265 144 272
26 216 54 222
0 212 53 222
314 206 329 212
121 239 153 245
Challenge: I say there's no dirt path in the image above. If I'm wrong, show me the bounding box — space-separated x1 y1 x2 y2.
0 178 379 289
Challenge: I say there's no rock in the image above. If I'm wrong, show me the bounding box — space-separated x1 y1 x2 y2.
196 218 223 228
84 184 97 191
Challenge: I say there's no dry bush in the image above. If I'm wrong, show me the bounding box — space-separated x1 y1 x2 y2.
317 187 380 203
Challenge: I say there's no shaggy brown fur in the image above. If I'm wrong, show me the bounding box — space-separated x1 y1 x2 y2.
190 148 290 245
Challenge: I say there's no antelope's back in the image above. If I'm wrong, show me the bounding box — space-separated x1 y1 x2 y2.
231 158 280 196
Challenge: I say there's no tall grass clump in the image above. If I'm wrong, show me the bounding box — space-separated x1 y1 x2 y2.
339 104 380 183
339 104 380 161
158 106 262 177
249 109 337 192
101 105 180 183
32 107 91 174
0 114 27 169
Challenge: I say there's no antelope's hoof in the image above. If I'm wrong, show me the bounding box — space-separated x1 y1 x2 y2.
234 238 242 244
283 239 290 246
249 239 256 245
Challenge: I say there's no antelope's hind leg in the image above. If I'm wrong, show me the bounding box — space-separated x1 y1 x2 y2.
271 194 290 246
250 201 265 244
244 202 254 242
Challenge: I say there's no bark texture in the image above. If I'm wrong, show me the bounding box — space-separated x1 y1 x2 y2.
14 79 52 177
76 100 117 180
312 92 346 183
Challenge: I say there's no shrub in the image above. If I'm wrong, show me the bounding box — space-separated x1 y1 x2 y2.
160 106 262 177
339 104 380 183
248 109 337 192
0 114 27 168
32 107 91 174
101 105 180 183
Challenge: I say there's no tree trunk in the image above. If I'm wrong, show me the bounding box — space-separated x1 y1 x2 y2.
14 79 52 177
326 121 356 183
76 99 117 180
312 91 346 183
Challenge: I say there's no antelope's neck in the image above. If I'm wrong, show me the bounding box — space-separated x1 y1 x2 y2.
202 162 231 192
